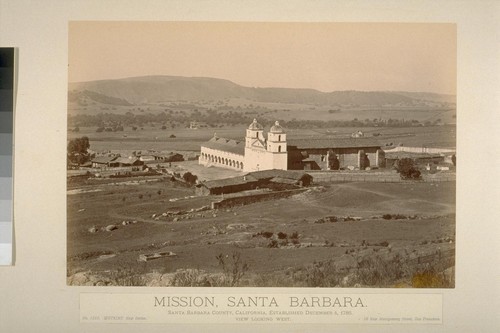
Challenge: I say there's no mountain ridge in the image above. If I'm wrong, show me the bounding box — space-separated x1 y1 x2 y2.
68 75 456 106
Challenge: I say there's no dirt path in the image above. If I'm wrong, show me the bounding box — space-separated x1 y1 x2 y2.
334 183 401 199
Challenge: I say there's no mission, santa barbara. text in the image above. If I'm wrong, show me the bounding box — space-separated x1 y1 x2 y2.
153 296 367 308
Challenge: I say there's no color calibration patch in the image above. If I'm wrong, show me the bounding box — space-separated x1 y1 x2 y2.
0 48 14 265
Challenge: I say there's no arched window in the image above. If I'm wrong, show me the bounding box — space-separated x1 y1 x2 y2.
240 163 244 169
278 145 281 152
278 135 281 141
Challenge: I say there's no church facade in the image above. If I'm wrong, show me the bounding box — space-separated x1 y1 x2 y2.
199 119 288 172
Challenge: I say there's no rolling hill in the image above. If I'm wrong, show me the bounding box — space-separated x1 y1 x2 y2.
68 75 456 107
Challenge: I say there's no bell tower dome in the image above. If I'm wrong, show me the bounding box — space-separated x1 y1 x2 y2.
245 118 264 148
267 121 287 153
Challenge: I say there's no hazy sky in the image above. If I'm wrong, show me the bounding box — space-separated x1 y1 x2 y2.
69 22 456 94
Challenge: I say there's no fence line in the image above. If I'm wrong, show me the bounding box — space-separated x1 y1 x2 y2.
309 171 455 183
384 146 456 154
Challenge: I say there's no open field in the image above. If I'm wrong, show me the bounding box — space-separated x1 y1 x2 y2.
67 174 455 287
68 124 456 155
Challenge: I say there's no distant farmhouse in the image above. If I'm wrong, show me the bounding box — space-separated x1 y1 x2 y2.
90 152 183 169
189 121 208 129
199 119 385 172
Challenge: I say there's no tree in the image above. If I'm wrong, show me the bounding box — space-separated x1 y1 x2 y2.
182 172 198 185
395 158 421 180
67 136 90 165
328 150 340 170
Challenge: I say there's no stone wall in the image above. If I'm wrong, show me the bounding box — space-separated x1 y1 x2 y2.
211 188 307 209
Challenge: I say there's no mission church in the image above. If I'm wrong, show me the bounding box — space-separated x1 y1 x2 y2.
199 119 287 172
199 119 385 172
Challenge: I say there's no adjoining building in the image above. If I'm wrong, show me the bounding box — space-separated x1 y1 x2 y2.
199 119 385 172
287 137 385 170
195 170 312 196
195 175 258 196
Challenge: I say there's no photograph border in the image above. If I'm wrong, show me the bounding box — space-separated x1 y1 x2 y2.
0 1 499 332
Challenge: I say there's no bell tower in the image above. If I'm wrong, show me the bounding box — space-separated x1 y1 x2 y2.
244 119 266 172
267 121 288 170
267 121 287 153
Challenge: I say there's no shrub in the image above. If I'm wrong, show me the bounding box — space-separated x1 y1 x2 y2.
182 172 198 185
106 264 148 286
268 240 279 248
395 158 421 180
171 269 212 287
354 255 406 286
303 261 342 287
216 252 249 287
411 267 454 288
254 231 273 238
277 232 287 239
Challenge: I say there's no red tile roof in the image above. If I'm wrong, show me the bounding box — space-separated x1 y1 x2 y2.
201 136 245 155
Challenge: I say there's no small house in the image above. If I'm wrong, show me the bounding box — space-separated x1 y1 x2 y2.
91 156 117 168
195 175 259 196
109 157 144 168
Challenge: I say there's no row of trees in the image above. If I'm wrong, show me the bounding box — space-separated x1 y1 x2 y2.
69 110 443 130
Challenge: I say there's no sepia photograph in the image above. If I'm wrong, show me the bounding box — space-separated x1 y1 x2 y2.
66 21 456 288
